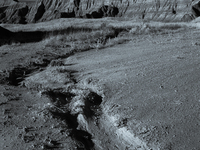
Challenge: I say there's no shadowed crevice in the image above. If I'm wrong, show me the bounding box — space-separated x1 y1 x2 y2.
43 90 75 107
0 26 94 46
84 92 102 119
42 87 103 150
49 110 95 150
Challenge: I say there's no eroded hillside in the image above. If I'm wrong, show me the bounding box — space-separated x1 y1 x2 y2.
1 19 200 150
0 0 200 24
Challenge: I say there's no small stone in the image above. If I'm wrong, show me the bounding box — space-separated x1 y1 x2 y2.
32 117 36 122
160 85 164 89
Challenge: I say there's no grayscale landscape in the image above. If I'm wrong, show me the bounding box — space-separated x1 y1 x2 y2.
0 0 200 150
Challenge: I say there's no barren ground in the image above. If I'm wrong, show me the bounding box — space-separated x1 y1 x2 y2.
0 19 200 150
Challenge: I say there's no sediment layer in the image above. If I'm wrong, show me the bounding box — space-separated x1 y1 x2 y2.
0 0 200 23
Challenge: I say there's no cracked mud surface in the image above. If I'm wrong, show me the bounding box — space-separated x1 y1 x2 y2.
1 21 200 150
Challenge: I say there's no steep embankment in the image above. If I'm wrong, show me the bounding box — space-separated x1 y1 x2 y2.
0 0 200 23
59 26 200 150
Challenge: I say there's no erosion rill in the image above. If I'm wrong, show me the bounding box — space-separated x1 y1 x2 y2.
1 0 200 23
4 60 109 149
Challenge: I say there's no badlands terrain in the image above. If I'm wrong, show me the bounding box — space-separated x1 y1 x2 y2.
0 18 200 150
0 0 200 150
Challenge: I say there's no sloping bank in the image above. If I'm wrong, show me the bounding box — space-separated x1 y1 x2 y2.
17 24 200 149
21 52 151 150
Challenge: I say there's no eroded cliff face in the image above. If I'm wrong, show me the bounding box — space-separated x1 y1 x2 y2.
0 1 29 24
0 0 200 24
0 0 17 7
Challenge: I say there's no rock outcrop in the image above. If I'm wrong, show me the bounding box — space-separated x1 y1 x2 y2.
0 0 200 24
192 1 200 17
0 0 17 7
34 1 45 22
0 1 29 24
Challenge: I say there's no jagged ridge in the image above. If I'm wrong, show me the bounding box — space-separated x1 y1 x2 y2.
0 0 200 24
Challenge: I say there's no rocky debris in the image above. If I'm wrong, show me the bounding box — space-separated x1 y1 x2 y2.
23 68 103 149
0 27 45 46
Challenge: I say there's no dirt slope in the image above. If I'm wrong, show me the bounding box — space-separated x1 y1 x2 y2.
61 27 200 149
1 19 200 149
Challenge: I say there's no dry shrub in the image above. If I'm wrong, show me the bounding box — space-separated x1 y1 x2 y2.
42 25 121 51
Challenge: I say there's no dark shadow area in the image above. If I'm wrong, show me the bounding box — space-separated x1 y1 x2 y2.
43 140 62 149
3 58 51 86
49 110 95 150
43 90 75 107
34 1 45 22
0 25 130 47
5 66 39 86
0 26 13 38
192 2 200 17
65 69 78 84
84 5 119 19
23 135 35 143
60 11 75 18
192 6 200 17
0 26 95 46
84 92 102 119
44 90 103 149
0 102 7 106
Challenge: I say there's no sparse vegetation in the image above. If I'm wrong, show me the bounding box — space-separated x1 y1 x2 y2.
42 23 131 53
1 17 200 150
